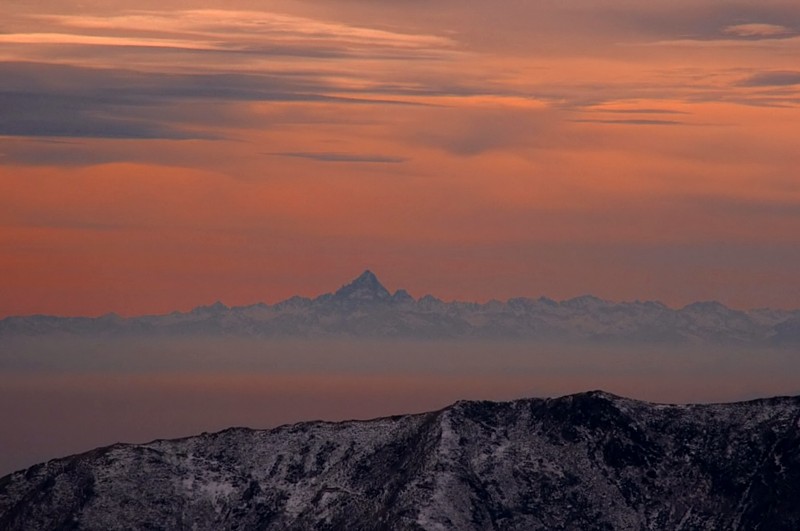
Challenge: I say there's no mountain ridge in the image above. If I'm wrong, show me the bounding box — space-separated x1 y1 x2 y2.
1 271 799 344
2 390 799 530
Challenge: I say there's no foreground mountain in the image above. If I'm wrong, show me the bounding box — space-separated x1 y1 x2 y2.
2 391 799 530
2 271 799 344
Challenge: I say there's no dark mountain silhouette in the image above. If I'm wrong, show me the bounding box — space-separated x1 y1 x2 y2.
2 391 799 530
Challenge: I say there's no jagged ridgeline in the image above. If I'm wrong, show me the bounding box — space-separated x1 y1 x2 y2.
2 391 799 530
2 271 799 344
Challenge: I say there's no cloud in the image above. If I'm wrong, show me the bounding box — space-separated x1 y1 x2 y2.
641 35 800 49
613 3 800 48
723 23 792 38
0 61 428 141
0 6 468 146
0 138 137 167
270 152 407 163
0 33 220 52
17 10 457 63
40 10 455 49
0 92 212 140
404 107 561 156
590 108 689 115
738 71 800 87
570 119 684 126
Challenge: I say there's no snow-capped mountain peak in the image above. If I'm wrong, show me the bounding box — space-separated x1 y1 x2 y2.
1 271 799 344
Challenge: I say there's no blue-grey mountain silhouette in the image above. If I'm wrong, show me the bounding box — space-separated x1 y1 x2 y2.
1 271 798 344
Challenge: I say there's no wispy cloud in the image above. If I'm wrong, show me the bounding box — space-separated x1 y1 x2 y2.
18 10 457 62
38 10 455 47
641 35 800 48
589 108 689 115
570 118 684 126
723 23 792 38
270 152 407 163
0 61 426 140
0 91 214 140
0 33 219 51
738 70 800 87
0 8 480 143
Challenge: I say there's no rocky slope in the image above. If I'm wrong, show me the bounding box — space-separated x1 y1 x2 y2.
2 271 799 345
2 391 799 530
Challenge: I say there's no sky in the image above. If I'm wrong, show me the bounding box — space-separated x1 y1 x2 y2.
2 0 800 316
3 1 800 474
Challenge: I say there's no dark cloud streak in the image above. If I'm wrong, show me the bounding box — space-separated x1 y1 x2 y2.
570 118 684 126
0 61 429 140
0 92 210 140
270 152 407 163
588 108 689 115
738 71 800 87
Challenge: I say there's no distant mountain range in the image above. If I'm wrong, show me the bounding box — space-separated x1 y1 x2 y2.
2 270 799 344
2 391 799 530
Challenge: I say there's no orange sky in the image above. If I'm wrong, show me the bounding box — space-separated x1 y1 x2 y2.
1 0 799 316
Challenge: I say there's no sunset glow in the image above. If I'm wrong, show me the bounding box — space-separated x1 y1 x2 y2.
2 0 799 316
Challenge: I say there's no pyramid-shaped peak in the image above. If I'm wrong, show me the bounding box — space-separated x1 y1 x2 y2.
334 270 391 302
391 288 415 304
355 270 379 284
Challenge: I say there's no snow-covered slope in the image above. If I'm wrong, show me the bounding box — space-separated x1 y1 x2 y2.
1 271 799 344
2 391 799 530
